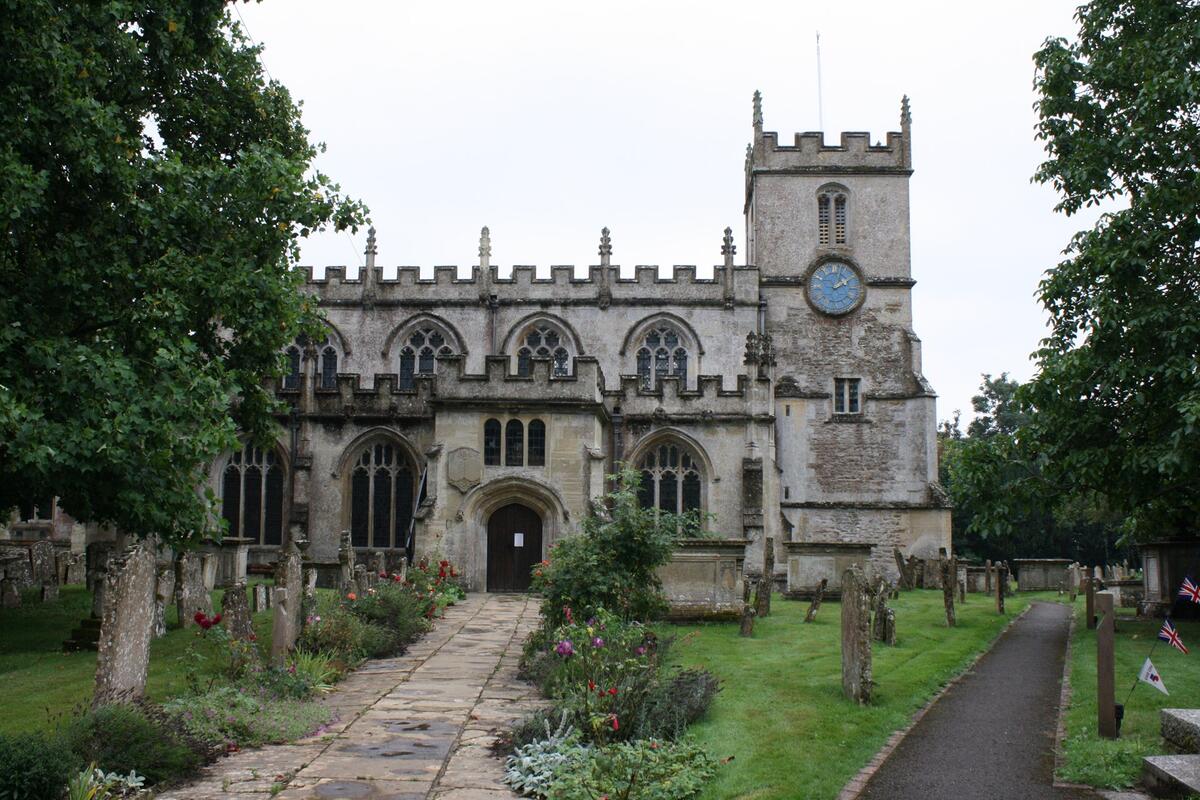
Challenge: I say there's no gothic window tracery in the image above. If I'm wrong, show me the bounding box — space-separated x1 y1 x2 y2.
282 334 340 390
516 323 572 377
221 444 285 545
635 441 703 516
398 326 456 390
636 324 688 389
348 440 416 551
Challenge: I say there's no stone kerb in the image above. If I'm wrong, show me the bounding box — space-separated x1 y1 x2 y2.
94 541 157 705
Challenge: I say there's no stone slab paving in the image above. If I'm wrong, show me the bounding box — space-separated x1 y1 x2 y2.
159 593 541 800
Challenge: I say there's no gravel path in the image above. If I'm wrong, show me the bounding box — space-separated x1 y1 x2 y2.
859 601 1097 800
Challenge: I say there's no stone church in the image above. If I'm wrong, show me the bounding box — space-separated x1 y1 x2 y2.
198 93 950 612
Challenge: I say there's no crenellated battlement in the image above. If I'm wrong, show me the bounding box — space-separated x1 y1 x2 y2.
610 372 771 419
296 226 759 308
747 91 912 175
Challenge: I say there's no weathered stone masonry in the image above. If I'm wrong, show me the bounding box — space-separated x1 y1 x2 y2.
200 93 950 611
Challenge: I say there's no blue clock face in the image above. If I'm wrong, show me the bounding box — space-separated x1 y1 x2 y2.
808 262 863 315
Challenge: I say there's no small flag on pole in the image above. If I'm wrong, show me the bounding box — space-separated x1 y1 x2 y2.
1159 619 1190 655
1179 576 1200 604
1139 658 1169 695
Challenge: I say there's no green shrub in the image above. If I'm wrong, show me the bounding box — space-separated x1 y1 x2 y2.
162 686 335 749
531 467 698 625
242 663 317 700
628 668 720 741
546 740 714 800
299 605 397 662
289 649 342 689
62 704 203 786
349 582 430 646
0 731 77 800
503 711 586 798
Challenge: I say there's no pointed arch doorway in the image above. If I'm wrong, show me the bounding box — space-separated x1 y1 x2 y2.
487 503 542 592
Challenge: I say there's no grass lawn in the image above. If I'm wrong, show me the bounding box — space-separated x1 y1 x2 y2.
0 583 276 736
663 588 1053 800
1058 599 1200 789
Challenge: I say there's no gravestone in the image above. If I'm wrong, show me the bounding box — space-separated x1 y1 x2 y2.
252 582 269 613
2 578 20 608
222 582 254 641
996 564 1007 614
86 542 113 618
40 581 58 602
370 550 386 578
941 557 957 627
872 581 893 644
354 564 370 596
94 541 156 705
893 548 915 590
805 577 828 623
175 552 212 629
755 536 775 618
1085 576 1097 630
29 540 56 586
985 559 993 593
55 551 70 585
65 553 86 585
270 586 297 661
338 530 354 593
276 541 304 644
152 563 175 638
841 564 872 705
200 553 218 591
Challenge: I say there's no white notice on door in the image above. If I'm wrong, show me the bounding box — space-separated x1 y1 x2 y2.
514 532 524 547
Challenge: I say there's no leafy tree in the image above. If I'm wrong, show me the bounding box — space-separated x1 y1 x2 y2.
941 375 1129 565
1020 0 1200 540
0 2 365 545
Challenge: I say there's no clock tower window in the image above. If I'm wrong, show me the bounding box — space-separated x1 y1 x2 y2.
834 378 861 414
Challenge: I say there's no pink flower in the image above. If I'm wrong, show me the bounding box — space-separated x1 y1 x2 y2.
592 636 604 649
555 639 575 657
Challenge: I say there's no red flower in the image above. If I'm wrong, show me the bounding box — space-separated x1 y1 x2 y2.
346 592 357 601
379 571 388 579
212 614 222 625
440 560 449 568
393 574 402 582
608 687 618 696
193 611 205 625
588 680 596 691
611 715 619 731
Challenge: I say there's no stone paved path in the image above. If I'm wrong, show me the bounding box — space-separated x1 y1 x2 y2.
859 601 1096 800
160 593 541 800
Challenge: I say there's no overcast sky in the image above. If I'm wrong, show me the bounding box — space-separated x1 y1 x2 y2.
237 0 1101 424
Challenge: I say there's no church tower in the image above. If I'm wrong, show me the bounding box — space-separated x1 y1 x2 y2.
746 92 950 566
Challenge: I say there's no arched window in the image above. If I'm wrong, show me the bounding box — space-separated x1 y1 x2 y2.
319 345 338 389
221 444 285 545
505 420 524 466
636 324 688 389
348 441 415 550
818 188 848 246
283 346 301 390
528 419 546 467
484 419 502 466
516 324 572 377
636 441 703 516
399 326 456 390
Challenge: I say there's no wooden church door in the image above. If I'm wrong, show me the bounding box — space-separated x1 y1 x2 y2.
486 503 542 592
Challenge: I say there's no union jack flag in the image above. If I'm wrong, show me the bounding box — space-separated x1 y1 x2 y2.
1180 577 1200 604
1160 619 1189 655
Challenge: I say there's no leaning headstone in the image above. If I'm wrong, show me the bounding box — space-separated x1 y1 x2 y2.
86 542 114 618
222 582 254 641
29 540 56 585
270 587 297 661
94 541 156 705
40 580 58 602
739 586 756 638
882 608 897 646
805 577 828 623
2 578 20 608
996 563 1008 614
941 557 957 627
152 563 175 638
252 582 269 613
175 552 212 629
338 530 354 593
842 565 872 704
275 540 304 643
755 537 775 619
55 551 70 586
